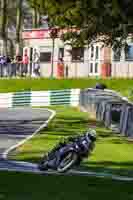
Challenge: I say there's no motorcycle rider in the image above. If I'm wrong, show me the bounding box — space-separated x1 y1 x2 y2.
39 129 96 172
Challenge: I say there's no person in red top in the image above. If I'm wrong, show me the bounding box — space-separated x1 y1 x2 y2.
57 58 64 79
22 53 29 77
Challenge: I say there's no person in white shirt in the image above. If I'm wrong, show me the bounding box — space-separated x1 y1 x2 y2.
32 49 40 77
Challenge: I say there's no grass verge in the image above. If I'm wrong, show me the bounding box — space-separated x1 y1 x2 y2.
0 78 133 98
10 106 133 177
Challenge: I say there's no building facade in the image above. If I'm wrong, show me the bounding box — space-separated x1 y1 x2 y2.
112 40 133 78
22 28 133 78
22 28 106 78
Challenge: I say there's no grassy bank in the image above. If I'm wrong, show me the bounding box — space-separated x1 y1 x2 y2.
0 78 133 97
0 171 133 200
11 106 133 177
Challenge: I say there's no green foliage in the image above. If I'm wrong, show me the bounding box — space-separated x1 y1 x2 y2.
0 0 132 52
0 0 132 50
29 0 133 48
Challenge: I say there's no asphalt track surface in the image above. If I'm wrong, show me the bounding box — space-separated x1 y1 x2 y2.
0 108 53 158
0 107 132 182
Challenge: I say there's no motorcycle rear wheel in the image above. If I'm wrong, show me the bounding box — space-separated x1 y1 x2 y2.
38 155 49 171
57 151 78 173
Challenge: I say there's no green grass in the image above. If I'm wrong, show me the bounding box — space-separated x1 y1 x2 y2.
0 171 133 200
11 106 133 177
1 79 133 198
82 123 133 176
0 78 133 98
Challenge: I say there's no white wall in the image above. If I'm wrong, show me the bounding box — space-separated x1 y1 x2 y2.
111 42 133 78
23 38 102 78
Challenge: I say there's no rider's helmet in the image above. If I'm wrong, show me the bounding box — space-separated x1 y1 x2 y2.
86 129 96 142
95 83 107 90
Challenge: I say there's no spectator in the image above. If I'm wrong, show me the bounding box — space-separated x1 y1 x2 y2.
16 55 22 76
6 56 12 77
65 64 69 78
22 53 29 77
57 58 64 79
0 56 6 77
32 49 40 77
0 56 4 77
11 56 17 77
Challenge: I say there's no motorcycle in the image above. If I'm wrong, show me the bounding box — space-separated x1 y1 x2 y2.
38 129 96 173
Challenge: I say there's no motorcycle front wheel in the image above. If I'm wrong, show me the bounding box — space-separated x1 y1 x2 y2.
57 151 78 173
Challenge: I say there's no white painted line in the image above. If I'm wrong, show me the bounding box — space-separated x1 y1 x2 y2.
2 109 56 159
69 170 133 181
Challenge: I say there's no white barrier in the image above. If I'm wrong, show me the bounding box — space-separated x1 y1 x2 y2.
0 89 81 108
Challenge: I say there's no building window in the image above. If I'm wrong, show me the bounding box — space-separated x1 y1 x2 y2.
95 46 99 60
125 45 133 61
90 63 93 73
113 49 121 61
58 48 64 59
72 47 84 62
40 52 51 62
91 45 94 59
95 63 98 73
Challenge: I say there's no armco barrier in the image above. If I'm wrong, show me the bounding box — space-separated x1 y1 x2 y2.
1 88 133 138
12 91 32 107
0 89 80 108
79 88 124 117
80 88 133 137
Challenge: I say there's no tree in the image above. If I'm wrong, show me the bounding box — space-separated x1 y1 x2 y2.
16 0 24 55
28 0 133 49
0 0 29 56
49 28 58 77
28 0 44 28
31 0 40 28
0 0 8 56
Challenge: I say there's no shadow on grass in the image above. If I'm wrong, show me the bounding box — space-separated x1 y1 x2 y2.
108 138 130 144
42 116 89 137
11 152 133 177
80 160 133 176
43 116 121 140
83 160 133 167
87 119 104 127
9 150 49 163
97 130 115 138
45 132 78 137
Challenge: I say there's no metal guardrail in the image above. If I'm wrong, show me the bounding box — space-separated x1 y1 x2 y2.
0 87 133 138
80 88 123 116
79 88 133 138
